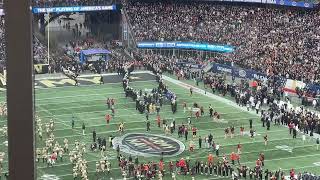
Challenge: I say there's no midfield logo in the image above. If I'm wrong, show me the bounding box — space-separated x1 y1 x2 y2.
113 133 185 157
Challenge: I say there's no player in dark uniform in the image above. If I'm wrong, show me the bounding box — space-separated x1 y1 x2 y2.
100 75 104 84
71 115 75 129
209 105 213 118
146 120 151 132
224 128 229 139
82 122 86 135
264 134 268 147
74 78 79 86
250 129 254 139
230 126 235 138
249 119 253 129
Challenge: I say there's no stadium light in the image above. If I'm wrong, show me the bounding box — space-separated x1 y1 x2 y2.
47 12 50 66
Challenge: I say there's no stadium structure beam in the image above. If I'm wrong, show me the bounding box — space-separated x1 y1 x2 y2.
4 0 35 179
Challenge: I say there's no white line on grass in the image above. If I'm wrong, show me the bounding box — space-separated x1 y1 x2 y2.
36 92 124 101
34 91 227 105
37 109 253 119
36 102 235 113
51 116 258 131
43 127 290 146
37 105 82 135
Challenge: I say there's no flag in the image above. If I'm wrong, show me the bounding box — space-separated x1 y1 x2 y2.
282 79 306 94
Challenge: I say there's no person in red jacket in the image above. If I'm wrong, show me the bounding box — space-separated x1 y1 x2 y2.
290 169 295 179
195 111 200 119
179 158 186 174
144 164 149 176
192 126 197 138
159 160 164 174
289 121 294 135
156 115 161 128
208 153 214 164
230 152 236 165
105 113 111 124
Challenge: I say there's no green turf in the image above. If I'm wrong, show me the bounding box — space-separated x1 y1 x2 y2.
0 75 320 180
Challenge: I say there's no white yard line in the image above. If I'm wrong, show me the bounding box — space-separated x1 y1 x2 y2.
36 102 235 113
51 116 258 131
38 109 252 119
37 105 82 135
36 92 123 101
38 127 293 146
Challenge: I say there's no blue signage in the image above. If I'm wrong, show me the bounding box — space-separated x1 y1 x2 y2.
275 0 315 8
192 0 317 8
137 42 235 53
32 5 116 14
211 63 268 81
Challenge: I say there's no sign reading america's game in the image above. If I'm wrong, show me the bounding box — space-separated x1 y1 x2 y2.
112 133 185 157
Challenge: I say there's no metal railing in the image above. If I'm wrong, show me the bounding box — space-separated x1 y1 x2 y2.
121 8 137 50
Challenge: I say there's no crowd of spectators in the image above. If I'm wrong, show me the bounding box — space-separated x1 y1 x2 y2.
0 15 54 67
0 16 5 71
45 37 131 75
125 1 320 84
33 37 50 64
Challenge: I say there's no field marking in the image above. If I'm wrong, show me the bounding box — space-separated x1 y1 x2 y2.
313 162 320 166
37 109 252 119
32 127 293 147
36 92 124 101
50 116 258 131
47 124 288 143
34 90 229 105
37 105 82 135
36 104 236 114
33 80 157 96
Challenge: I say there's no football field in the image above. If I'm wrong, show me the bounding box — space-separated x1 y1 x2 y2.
0 72 320 180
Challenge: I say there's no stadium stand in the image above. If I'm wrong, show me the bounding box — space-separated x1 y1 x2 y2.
1 1 320 178
125 1 320 84
0 16 4 67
